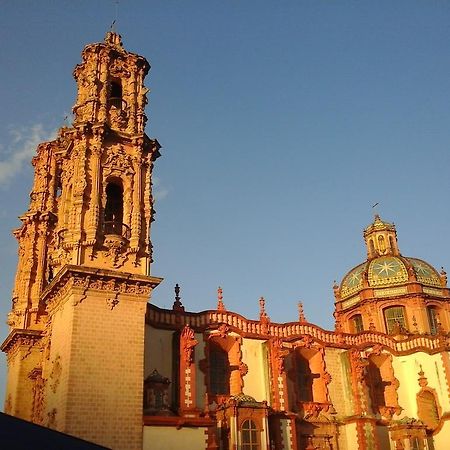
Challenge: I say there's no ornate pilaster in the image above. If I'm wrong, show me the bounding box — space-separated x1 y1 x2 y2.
179 325 199 415
269 338 289 412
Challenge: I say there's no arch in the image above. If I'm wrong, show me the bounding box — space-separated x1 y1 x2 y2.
104 180 124 235
241 419 259 450
109 79 123 109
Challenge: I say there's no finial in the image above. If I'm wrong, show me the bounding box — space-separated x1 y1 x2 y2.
172 283 185 312
259 296 266 317
298 301 306 323
418 365 428 388
440 267 447 287
217 286 226 311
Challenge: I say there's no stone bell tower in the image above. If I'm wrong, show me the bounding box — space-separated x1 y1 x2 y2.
2 32 162 450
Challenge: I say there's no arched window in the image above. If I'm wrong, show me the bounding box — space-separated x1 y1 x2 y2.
209 343 230 395
295 353 314 402
104 182 124 235
427 306 439 335
109 80 123 109
384 306 406 334
351 314 364 333
241 420 259 450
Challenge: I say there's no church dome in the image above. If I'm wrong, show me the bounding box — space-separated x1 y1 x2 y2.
337 215 443 301
340 256 441 300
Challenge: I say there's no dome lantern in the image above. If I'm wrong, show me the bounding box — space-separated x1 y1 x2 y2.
364 214 400 259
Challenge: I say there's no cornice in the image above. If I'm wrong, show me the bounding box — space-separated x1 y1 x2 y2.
42 265 162 310
0 329 43 354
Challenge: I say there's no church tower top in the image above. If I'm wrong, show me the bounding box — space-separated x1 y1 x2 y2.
72 31 150 135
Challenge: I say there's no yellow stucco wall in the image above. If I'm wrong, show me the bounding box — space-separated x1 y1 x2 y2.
343 423 358 449
392 352 449 418
143 426 206 450
433 419 450 449
241 338 268 402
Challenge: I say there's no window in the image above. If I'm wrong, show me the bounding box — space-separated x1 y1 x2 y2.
427 307 439 335
351 314 364 333
241 420 259 450
104 182 124 235
209 344 230 395
367 360 387 410
384 306 406 334
295 353 313 402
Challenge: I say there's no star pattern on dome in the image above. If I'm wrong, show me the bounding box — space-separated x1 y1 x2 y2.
372 260 398 276
408 258 441 287
412 261 431 276
346 267 363 287
368 256 408 287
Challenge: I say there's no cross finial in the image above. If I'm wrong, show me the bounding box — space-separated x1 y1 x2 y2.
298 301 306 323
217 286 226 311
259 296 268 320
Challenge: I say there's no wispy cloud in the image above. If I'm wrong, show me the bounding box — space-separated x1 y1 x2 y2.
0 124 56 187
153 176 169 201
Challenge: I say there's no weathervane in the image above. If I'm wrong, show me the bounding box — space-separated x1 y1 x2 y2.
372 202 380 218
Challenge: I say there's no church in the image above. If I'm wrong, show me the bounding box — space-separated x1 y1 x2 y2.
2 32 450 450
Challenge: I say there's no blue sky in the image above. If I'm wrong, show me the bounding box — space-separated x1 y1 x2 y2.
2 1 450 401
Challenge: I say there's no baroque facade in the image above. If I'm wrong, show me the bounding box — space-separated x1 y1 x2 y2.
2 33 450 450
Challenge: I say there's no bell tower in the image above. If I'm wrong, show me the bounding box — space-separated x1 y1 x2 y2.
2 32 162 450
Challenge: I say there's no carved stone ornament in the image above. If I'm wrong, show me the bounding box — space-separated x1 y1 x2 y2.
271 338 289 374
181 325 198 365
104 235 128 268
49 355 62 393
350 349 368 383
106 295 120 310
239 362 249 377
103 144 134 176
